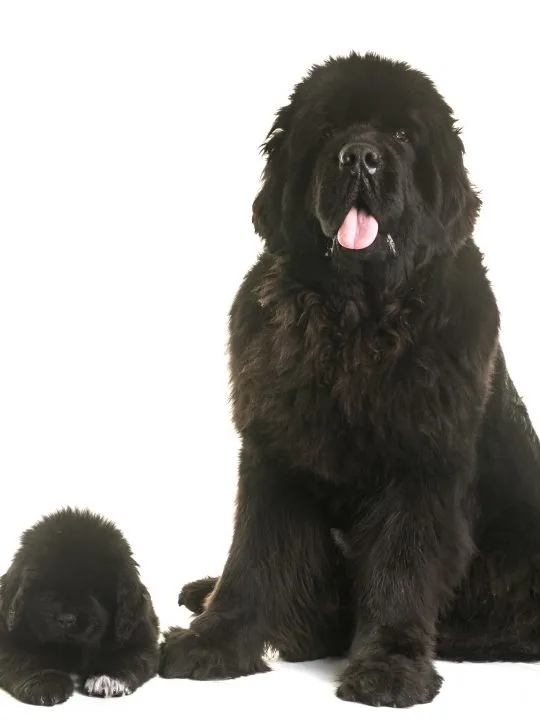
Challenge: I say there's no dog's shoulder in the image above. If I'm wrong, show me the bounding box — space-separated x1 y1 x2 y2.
432 239 500 364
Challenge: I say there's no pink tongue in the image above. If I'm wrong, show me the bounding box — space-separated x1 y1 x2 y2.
336 208 379 250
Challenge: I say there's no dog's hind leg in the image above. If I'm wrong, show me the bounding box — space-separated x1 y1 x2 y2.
436 529 540 663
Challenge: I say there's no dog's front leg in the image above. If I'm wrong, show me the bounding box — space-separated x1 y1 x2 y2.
337 461 474 708
159 442 343 679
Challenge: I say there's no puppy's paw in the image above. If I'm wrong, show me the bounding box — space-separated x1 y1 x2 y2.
83 675 132 698
16 670 74 706
178 577 218 614
337 655 442 708
159 626 269 680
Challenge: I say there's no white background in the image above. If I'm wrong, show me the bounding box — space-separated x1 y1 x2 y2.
1 0 539 716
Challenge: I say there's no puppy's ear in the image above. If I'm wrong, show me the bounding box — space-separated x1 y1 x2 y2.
114 568 149 644
0 566 32 631
252 104 292 248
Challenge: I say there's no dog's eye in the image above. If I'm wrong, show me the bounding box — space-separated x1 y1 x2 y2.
393 129 409 142
322 127 335 140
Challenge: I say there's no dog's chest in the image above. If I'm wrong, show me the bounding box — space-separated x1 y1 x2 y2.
231 274 427 475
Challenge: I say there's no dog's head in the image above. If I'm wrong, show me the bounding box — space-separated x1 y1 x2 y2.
253 52 479 273
0 562 153 646
0 510 155 648
0 566 110 644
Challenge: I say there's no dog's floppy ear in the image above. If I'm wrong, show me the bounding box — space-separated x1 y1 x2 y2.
252 104 292 249
114 568 149 644
440 130 481 245
0 566 33 631
432 119 481 248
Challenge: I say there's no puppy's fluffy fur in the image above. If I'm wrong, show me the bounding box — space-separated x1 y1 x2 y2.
160 53 540 707
0 508 159 705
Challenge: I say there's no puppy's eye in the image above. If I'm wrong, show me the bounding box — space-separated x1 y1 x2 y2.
393 129 409 142
322 127 335 140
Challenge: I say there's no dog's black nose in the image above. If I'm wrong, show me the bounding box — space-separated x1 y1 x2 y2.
57 613 76 628
338 142 381 175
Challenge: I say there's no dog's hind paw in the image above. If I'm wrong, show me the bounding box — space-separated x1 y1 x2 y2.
178 577 218 614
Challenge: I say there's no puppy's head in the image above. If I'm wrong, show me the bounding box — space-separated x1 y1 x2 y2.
0 566 109 644
0 509 157 648
253 52 479 272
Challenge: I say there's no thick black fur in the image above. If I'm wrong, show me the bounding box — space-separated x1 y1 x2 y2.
160 52 540 707
0 508 159 705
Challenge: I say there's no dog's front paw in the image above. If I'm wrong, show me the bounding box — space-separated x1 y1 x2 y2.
83 675 132 698
337 655 442 708
159 625 269 680
16 670 74 706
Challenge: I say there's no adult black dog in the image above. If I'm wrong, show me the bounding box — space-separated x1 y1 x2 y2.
160 52 540 707
0 508 159 705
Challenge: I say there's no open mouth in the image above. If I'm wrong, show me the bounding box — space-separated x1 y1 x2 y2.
334 206 379 251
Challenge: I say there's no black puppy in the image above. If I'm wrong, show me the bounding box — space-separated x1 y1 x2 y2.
0 507 159 705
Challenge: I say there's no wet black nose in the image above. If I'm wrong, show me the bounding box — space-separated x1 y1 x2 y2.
57 613 76 628
338 142 381 175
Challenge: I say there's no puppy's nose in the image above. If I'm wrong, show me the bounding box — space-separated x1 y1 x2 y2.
338 142 381 175
57 612 76 628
